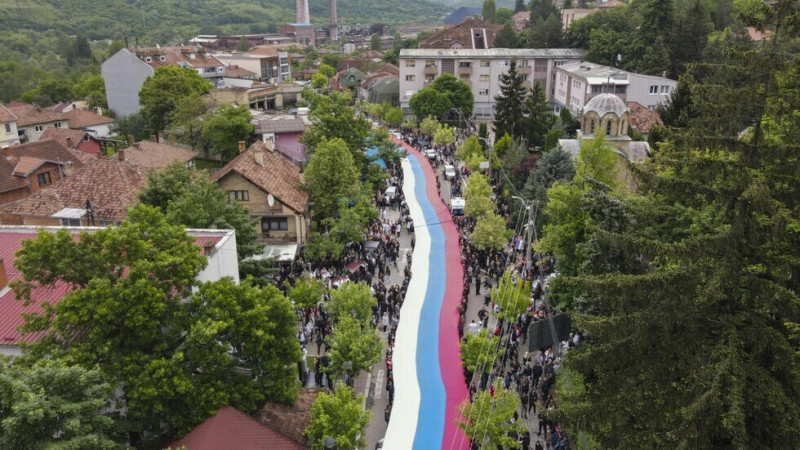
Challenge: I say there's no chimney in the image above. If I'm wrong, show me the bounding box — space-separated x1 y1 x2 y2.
253 146 264 167
133 142 141 150
64 161 74 177
127 135 135 146
238 141 246 153
65 137 73 148
117 150 125 161
0 259 7 290
150 135 158 142
264 138 275 152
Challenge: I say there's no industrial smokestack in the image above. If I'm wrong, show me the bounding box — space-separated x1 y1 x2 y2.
329 0 339 41
296 0 310 24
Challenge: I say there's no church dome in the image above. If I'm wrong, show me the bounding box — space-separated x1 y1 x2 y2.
583 93 629 117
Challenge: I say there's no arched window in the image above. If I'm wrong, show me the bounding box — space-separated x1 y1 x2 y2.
606 119 612 136
591 119 596 133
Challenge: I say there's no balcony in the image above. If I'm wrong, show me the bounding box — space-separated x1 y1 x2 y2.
458 65 472 75
424 66 438 75
517 66 532 75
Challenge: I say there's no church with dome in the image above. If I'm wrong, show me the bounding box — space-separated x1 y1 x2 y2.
557 93 651 164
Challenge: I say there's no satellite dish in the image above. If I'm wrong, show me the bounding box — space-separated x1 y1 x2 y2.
267 194 275 207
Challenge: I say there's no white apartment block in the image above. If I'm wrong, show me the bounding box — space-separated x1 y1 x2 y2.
399 48 585 119
553 61 676 115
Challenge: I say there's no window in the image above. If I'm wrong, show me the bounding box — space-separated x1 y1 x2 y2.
60 218 81 227
228 190 249 201
425 60 436 68
518 61 530 68
591 85 604 94
262 217 288 232
458 61 471 68
4 123 10 133
405 60 416 67
54 122 62 128
405 74 415 82
425 75 435 83
460 75 470 82
649 85 658 94
479 74 490 82
498 60 510 67
606 120 612 135
660 85 670 94
554 60 565 67
480 60 490 67
35 125 44 132
37 172 52 186
478 89 489 96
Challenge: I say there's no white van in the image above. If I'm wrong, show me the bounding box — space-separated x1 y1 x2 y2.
450 197 465 216
385 185 398 200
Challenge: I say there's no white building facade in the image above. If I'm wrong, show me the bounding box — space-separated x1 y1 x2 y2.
553 61 677 115
398 48 585 119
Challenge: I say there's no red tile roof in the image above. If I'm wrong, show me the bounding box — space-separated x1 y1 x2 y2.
210 142 308 213
5 103 65 127
169 406 306 450
0 104 17 123
122 141 195 171
64 109 114 128
40 128 91 149
247 46 280 58
258 389 320 446
0 140 86 194
626 101 663 134
0 227 224 348
0 158 145 222
133 46 224 70
12 157 47 177
226 64 257 78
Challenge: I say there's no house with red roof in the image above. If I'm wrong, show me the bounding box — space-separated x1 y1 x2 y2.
40 127 104 160
0 225 238 356
0 104 20 148
0 139 86 205
210 141 308 245
168 406 306 450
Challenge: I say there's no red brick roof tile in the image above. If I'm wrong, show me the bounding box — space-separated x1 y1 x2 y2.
170 406 306 450
122 141 195 171
6 103 64 127
0 104 17 123
64 109 114 128
210 142 307 213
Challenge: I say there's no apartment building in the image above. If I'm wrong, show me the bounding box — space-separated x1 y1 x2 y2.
553 61 676 115
399 48 585 118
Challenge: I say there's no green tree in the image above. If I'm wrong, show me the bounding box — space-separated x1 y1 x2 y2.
202 104 254 160
494 23 519 48
491 271 531 322
301 92 371 170
286 276 327 310
71 74 107 110
496 7 514 24
137 163 261 260
482 0 497 23
185 278 302 405
169 93 208 150
493 133 511 159
12 206 212 443
384 106 404 127
459 329 500 374
109 112 150 142
311 72 329 90
522 147 576 210
328 282 377 326
419 116 440 136
493 61 527 141
370 34 382 51
304 382 371 450
464 173 495 219
236 35 250 52
522 81 554 148
471 213 511 250
409 87 451 123
457 381 526 448
138 65 211 134
514 0 526 13
457 135 487 171
303 138 361 221
500 137 538 193
433 123 455 146
328 316 382 381
0 360 115 449
409 73 473 122
318 63 336 78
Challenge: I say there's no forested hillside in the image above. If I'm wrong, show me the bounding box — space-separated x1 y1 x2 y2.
0 0 448 43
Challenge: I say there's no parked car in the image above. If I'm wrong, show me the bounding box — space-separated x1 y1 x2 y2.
425 148 437 160
444 164 456 180
450 197 465 216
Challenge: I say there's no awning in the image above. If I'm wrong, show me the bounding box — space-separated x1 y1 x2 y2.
249 243 298 262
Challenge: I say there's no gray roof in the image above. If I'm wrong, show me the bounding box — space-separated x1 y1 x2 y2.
399 48 585 59
583 93 629 117
254 117 306 134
